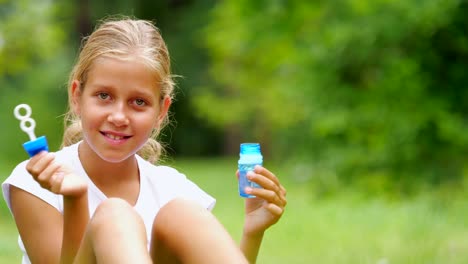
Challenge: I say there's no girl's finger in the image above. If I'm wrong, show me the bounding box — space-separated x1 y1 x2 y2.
248 171 287 206
49 172 65 194
25 151 48 174
38 161 61 184
280 185 287 197
247 171 279 194
247 187 285 207
27 152 55 178
263 203 284 217
253 166 281 187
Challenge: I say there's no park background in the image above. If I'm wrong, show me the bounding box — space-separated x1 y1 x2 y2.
1 0 468 263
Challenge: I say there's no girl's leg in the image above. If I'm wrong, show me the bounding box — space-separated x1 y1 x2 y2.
73 198 152 264
150 198 248 264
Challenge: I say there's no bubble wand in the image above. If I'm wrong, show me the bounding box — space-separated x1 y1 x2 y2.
14 104 49 157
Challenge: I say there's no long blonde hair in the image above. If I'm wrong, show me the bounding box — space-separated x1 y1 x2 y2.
62 17 175 164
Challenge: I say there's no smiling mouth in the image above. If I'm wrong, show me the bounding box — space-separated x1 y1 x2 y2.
101 132 132 140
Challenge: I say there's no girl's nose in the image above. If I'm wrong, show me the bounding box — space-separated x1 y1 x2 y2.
107 104 129 127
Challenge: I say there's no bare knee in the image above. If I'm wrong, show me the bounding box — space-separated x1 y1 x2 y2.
150 198 247 264
90 198 140 232
82 199 151 263
152 198 208 239
150 198 211 262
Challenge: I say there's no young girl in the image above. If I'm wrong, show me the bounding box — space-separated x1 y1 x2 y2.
2 18 287 264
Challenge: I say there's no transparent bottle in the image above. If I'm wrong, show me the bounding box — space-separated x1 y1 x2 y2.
238 143 263 198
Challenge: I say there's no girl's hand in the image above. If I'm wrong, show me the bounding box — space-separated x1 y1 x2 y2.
26 151 88 197
239 166 287 236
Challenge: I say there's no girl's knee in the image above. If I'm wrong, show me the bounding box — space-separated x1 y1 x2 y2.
90 198 140 230
94 198 132 217
150 198 246 263
152 198 210 239
83 199 150 263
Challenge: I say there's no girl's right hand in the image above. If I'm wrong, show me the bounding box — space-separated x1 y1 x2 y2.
26 151 88 197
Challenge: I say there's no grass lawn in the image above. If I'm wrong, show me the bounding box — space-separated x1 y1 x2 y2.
1 157 468 263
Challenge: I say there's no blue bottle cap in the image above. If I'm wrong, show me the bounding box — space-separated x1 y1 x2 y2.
22 136 49 157
240 143 261 155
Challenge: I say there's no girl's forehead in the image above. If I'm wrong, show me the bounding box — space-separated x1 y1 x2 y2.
85 56 162 93
93 55 153 70
90 56 158 79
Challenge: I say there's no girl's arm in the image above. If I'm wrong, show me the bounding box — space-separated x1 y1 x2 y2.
13 151 89 263
238 166 287 263
240 230 264 263
61 192 89 263
10 186 64 263
10 187 89 264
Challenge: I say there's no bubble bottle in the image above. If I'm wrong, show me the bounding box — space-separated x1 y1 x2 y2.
238 143 263 198
14 104 49 157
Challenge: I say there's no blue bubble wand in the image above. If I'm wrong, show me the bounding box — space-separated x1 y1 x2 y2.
14 104 49 157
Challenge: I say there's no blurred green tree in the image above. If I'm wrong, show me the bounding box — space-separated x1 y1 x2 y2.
0 0 72 164
194 0 468 192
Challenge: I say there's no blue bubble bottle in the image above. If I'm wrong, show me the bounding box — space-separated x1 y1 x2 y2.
238 143 263 198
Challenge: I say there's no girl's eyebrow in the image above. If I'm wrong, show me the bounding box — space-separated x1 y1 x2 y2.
88 83 114 90
132 89 158 99
91 83 158 99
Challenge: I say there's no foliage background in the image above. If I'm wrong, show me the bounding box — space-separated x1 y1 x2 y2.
194 0 468 194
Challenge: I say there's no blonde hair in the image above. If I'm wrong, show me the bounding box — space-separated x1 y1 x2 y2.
62 17 175 164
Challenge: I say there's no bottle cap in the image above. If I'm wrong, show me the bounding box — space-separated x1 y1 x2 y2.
240 143 261 155
22 136 49 157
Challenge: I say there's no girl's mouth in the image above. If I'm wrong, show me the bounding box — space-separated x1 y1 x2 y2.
101 132 132 141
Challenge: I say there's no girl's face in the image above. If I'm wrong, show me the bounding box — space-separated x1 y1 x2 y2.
71 56 170 163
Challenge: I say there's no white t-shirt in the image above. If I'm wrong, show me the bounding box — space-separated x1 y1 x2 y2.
2 142 216 264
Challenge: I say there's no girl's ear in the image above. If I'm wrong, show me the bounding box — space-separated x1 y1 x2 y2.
156 96 172 128
71 80 82 115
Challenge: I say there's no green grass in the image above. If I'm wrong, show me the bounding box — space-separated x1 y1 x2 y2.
1 157 468 263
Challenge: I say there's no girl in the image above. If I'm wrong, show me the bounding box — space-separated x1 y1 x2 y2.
2 18 287 264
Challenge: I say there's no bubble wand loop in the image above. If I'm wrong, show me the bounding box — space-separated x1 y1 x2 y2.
13 104 49 157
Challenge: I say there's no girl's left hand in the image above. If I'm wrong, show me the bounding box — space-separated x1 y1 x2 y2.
239 166 287 236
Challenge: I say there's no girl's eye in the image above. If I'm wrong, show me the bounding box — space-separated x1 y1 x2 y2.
134 99 146 106
98 93 110 100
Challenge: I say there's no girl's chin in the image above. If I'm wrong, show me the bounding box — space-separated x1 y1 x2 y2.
96 152 137 164
80 138 143 163
90 147 137 164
